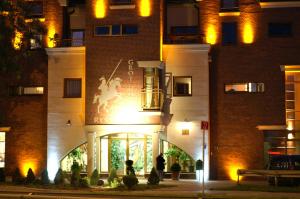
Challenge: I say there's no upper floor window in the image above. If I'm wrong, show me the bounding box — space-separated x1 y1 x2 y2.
0 132 5 168
268 23 292 37
110 0 132 5
225 83 265 93
173 76 192 96
220 0 239 11
95 24 138 36
222 22 237 45
26 1 43 18
9 86 44 96
71 29 85 46
64 78 82 98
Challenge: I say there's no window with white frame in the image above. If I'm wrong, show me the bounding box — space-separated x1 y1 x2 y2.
225 83 265 93
0 132 5 168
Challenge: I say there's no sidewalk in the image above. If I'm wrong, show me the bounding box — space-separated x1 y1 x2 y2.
0 179 300 199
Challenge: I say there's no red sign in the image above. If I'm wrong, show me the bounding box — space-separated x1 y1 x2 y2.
201 121 209 130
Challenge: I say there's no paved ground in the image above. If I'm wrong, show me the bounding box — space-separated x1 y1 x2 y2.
0 179 300 199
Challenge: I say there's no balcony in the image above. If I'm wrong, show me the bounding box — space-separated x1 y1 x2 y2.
166 26 206 44
141 89 164 111
52 38 85 48
165 0 203 44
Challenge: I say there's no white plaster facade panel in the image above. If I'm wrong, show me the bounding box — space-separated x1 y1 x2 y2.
46 47 86 179
163 44 210 179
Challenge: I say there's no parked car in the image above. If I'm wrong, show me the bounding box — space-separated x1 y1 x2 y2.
268 155 300 186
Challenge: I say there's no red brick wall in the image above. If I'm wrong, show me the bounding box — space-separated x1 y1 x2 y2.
3 51 48 176
85 0 161 124
205 0 300 179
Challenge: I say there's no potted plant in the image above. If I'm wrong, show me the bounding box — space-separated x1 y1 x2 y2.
170 162 181 180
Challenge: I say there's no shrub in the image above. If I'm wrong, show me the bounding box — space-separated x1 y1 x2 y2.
79 177 89 188
26 168 35 184
90 169 99 186
12 168 23 184
97 179 104 186
170 163 181 172
0 168 5 182
196 159 203 170
147 167 160 185
41 169 50 185
122 174 138 189
107 169 119 187
71 161 81 187
54 168 64 185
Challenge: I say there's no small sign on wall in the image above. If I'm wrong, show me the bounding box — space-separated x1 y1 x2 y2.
182 129 189 135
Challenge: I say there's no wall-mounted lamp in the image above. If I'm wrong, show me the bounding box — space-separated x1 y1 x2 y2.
66 120 71 126
181 119 192 135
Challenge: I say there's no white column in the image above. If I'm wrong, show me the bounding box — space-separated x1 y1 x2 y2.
87 132 96 176
96 136 101 174
152 132 159 168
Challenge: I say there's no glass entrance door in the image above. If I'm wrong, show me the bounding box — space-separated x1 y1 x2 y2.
129 139 145 175
100 133 152 175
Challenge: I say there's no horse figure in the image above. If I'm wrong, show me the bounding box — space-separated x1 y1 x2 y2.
93 77 122 113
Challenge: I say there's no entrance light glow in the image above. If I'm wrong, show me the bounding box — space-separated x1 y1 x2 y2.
228 163 245 181
21 161 37 177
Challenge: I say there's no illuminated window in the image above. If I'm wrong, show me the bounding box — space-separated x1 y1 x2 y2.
71 30 85 46
110 0 132 5
222 22 237 45
30 34 42 49
26 1 43 18
173 76 192 96
220 0 239 11
225 83 265 93
64 78 82 98
0 132 5 168
268 23 292 38
9 86 44 96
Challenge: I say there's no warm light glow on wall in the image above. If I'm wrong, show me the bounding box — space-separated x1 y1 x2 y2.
206 25 217 45
95 0 106 18
228 163 245 181
13 31 23 50
47 25 56 48
243 22 254 44
287 120 294 131
21 161 37 177
140 0 151 17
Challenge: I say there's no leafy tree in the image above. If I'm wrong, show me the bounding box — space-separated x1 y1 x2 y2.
0 0 46 73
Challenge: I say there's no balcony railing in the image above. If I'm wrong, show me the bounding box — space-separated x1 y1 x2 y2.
164 26 206 44
53 38 85 48
141 88 164 111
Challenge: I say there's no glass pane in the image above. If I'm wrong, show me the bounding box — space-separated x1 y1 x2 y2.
60 143 87 172
147 137 153 172
95 26 110 35
101 138 108 172
173 76 192 96
129 139 144 175
0 132 5 168
111 139 126 174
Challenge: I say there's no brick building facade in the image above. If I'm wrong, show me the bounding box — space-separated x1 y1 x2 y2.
1 0 300 180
